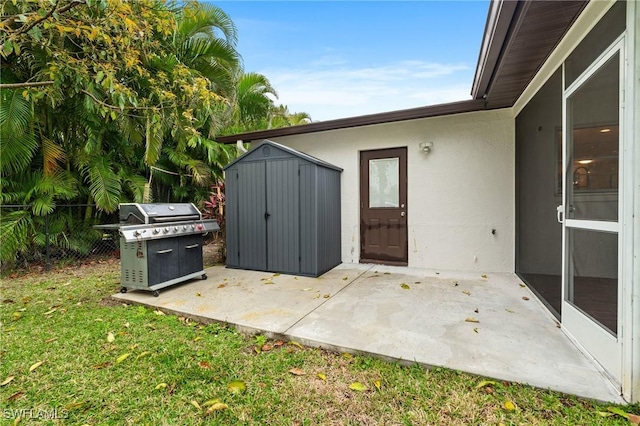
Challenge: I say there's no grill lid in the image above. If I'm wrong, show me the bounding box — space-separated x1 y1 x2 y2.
119 203 202 224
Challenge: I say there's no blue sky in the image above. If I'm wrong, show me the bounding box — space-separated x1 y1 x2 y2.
216 1 490 121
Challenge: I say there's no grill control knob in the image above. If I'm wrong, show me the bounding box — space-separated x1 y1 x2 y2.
191 224 195 230
163 227 169 234
183 225 188 231
173 226 179 232
152 228 160 235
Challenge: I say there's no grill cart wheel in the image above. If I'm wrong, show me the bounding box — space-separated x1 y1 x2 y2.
202 274 207 280
120 287 128 293
152 290 160 297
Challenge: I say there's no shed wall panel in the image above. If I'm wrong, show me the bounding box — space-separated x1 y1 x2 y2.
225 167 239 267
317 168 342 274
239 143 296 163
299 164 318 275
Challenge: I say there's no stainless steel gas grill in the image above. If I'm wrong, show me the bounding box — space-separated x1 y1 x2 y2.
101 203 218 296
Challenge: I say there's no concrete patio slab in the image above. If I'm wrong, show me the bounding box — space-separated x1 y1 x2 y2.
111 263 624 403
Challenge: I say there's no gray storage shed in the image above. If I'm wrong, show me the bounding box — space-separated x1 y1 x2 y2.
224 140 342 277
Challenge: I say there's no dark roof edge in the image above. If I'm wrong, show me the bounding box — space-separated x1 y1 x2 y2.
224 140 343 171
470 0 519 99
215 99 487 144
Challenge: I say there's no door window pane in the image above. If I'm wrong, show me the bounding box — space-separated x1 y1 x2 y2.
369 158 399 208
567 228 618 335
566 53 619 221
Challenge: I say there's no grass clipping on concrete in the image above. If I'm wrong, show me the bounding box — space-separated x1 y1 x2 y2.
1 262 639 425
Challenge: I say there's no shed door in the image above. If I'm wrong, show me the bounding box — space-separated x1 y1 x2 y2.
360 148 408 265
266 159 300 274
237 162 267 270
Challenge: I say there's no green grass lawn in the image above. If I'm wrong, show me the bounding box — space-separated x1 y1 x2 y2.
1 261 638 425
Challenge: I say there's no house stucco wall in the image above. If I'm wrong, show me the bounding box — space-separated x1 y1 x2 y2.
264 108 515 273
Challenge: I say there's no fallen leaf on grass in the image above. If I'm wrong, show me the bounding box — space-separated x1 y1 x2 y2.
289 341 303 349
462 290 470 296
522 296 530 301
124 322 130 328
607 407 640 424
465 317 479 323
317 373 326 380
7 391 24 401
28 361 44 372
193 336 202 342
342 277 348 280
505 308 515 314
264 280 273 285
274 340 284 347
154 310 165 316
349 382 368 391
199 361 211 369
261 344 272 352
273 273 281 277
190 400 202 410
64 401 87 410
0 376 15 386
116 353 130 364
289 368 306 376
400 283 410 290
481 274 488 279
217 284 225 289
107 332 115 343
44 337 58 344
473 328 479 333
227 380 246 394
323 294 330 298
155 383 167 390
136 351 152 360
374 380 381 390
475 380 498 389
43 308 57 315
92 362 112 369
503 400 516 411
205 402 228 414
12 312 22 321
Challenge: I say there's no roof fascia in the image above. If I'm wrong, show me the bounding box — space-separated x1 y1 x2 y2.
470 0 520 99
215 99 486 144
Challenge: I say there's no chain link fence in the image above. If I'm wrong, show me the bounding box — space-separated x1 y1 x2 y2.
0 204 121 274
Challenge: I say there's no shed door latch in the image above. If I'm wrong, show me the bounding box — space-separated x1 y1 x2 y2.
264 212 271 220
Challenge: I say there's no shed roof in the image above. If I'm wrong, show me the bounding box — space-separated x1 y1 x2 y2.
216 0 588 144
223 140 343 172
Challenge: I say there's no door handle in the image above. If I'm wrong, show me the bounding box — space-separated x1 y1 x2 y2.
400 212 405 217
157 249 173 254
264 212 271 220
556 205 564 224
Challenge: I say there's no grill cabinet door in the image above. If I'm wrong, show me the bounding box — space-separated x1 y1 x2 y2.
147 239 181 285
179 235 203 276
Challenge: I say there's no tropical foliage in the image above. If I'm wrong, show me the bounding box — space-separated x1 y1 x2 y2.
0 0 311 268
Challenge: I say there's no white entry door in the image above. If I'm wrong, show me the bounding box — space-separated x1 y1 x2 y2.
560 37 624 385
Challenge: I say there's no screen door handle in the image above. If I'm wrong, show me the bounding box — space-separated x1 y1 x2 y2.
556 205 564 224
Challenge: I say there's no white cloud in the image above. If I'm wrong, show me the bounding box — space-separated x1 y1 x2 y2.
258 60 473 121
